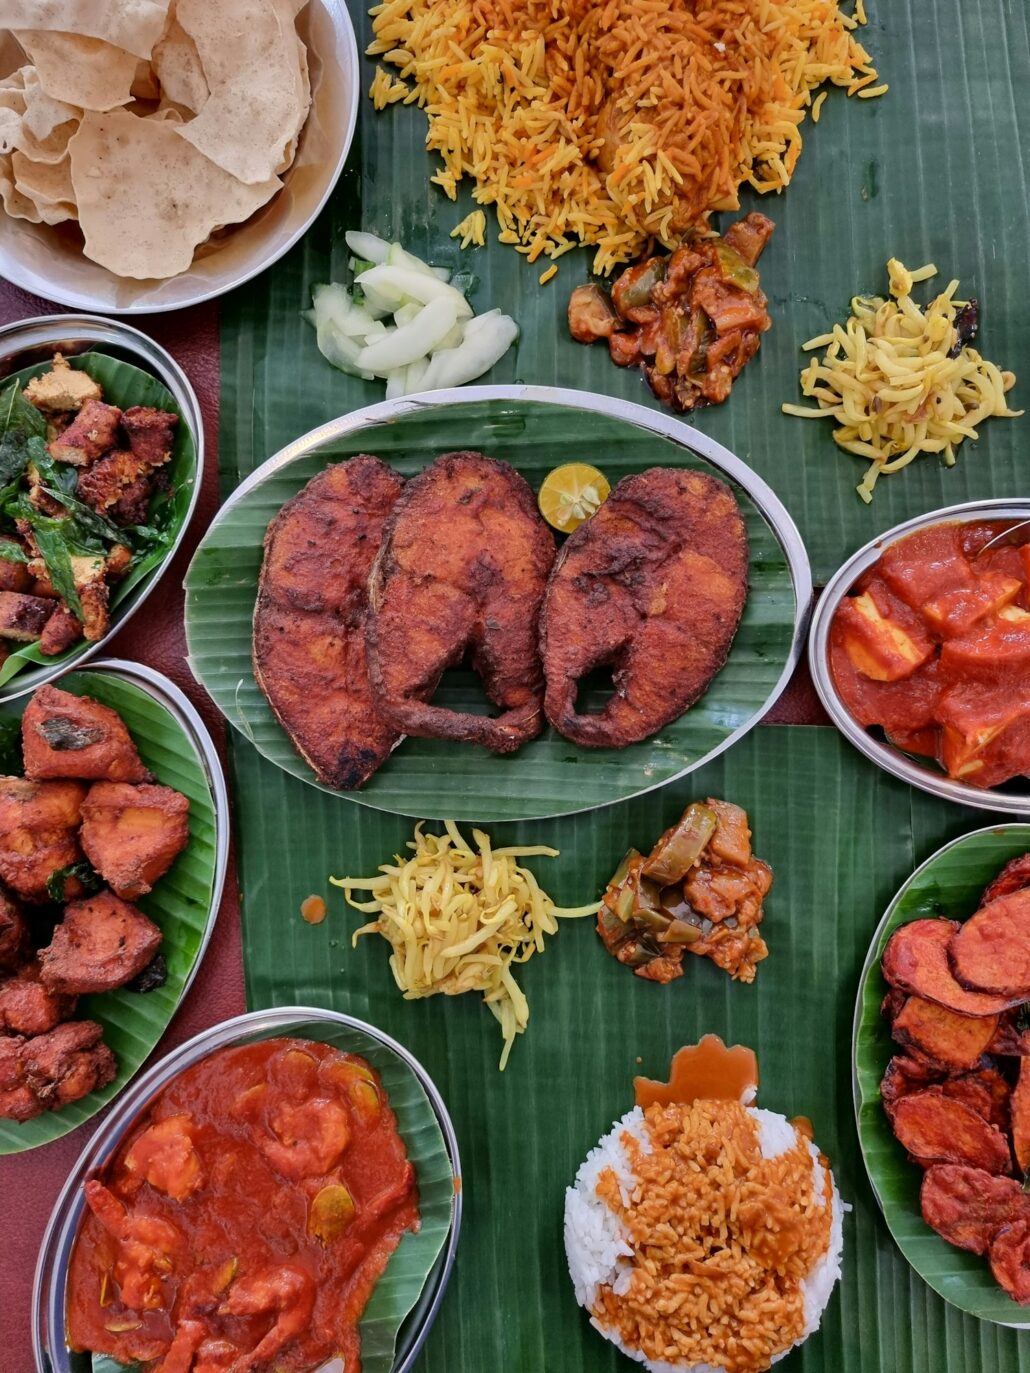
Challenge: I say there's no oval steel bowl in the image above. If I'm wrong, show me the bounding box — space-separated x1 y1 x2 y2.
809 498 1030 814
33 1007 462 1373
0 1 359 313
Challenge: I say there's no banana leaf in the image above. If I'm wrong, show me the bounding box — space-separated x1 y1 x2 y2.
0 352 198 690
229 721 1030 1371
184 396 801 822
854 823 1030 1327
219 0 1030 583
0 669 218 1155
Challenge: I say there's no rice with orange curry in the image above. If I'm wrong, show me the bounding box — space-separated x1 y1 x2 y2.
564 1099 844 1372
368 0 884 274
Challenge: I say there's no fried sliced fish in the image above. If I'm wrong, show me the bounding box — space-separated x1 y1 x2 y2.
539 467 748 748
366 451 556 754
253 456 404 790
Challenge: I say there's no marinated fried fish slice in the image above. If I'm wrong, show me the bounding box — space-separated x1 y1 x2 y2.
366 452 556 754
540 468 748 747
253 456 405 790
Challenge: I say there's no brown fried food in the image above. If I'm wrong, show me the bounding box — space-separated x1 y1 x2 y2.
121 405 178 464
1013 1059 1030 1175
540 468 748 747
253 456 405 790
20 1020 116 1113
0 554 29 593
0 960 76 1033
77 448 160 520
921 1165 1029 1255
111 475 153 526
890 1086 1012 1173
990 1220 1030 1304
986 1015 1030 1057
0 1034 40 1121
890 995 999 1072
0 590 56 642
367 452 556 754
80 781 189 900
950 890 1030 999
0 889 29 969
0 777 86 903
983 855 1030 906
23 355 102 414
21 685 150 783
942 1068 1012 1132
882 918 1024 1015
881 1055 943 1109
48 398 122 465
39 890 162 995
38 603 82 656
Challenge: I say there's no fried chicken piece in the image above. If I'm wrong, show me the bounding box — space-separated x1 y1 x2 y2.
0 960 76 1033
48 398 122 466
367 452 556 754
38 602 82 656
0 889 29 969
81 781 189 899
0 590 56 642
23 354 102 414
0 1034 41 1121
0 552 29 593
22 685 150 782
0 776 87 903
540 468 748 747
77 450 157 519
253 456 405 790
20 1020 116 1112
121 405 178 464
39 890 162 994
111 475 153 526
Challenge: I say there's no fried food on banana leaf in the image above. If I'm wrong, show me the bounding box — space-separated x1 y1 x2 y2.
882 917 1024 1015
39 890 162 995
890 995 999 1073
890 1086 1012 1174
921 1165 1029 1256
80 781 189 900
0 776 87 903
253 456 405 790
950 889 1030 1000
21 684 150 783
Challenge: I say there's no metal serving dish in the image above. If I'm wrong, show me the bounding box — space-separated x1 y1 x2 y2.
0 0 359 313
809 498 1030 814
33 1007 463 1373
0 314 204 702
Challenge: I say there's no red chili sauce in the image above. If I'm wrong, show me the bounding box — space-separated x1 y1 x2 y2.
66 1038 419 1372
829 521 1030 788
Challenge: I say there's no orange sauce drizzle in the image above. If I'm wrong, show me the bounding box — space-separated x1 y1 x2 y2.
633 1034 759 1109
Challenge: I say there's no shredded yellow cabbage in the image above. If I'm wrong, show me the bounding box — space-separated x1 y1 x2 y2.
782 258 1021 502
331 821 598 1070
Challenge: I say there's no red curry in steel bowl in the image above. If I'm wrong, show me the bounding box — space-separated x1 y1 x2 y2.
829 520 1030 789
66 1037 419 1371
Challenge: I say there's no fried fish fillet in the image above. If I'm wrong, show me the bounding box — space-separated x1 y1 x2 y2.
539 468 748 747
253 456 405 790
366 451 556 753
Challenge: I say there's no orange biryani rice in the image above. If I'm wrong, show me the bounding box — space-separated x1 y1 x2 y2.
564 1099 843 1373
368 0 884 273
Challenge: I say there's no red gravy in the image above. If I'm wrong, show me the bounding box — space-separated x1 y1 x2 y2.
830 521 1030 788
67 1038 419 1372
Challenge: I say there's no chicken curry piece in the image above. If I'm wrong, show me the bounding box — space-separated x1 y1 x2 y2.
568 213 775 412
830 521 1030 788
598 799 771 984
67 1038 420 1372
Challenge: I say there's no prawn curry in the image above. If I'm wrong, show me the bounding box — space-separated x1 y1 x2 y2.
66 1038 420 1371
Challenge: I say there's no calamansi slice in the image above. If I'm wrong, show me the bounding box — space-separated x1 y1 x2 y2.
537 463 610 533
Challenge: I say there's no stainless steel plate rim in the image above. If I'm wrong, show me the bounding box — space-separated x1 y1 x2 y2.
187 382 814 819
850 821 1030 1328
32 1005 463 1373
808 497 1030 815
0 314 205 702
0 0 360 314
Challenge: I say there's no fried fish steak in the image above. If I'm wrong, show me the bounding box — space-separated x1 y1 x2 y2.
366 451 556 754
539 467 748 747
253 455 405 790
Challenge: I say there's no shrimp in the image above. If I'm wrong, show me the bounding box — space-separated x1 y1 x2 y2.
260 1097 350 1179
84 1180 183 1310
219 1265 315 1372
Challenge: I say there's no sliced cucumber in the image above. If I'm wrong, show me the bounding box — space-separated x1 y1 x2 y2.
356 296 461 375
356 264 473 319
420 311 519 389
344 230 391 264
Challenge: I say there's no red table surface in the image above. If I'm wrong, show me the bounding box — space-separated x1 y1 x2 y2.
0 281 826 1369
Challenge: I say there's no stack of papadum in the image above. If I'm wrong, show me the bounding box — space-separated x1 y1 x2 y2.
0 0 311 279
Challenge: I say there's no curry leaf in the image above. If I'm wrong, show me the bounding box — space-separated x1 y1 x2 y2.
24 518 85 621
0 539 28 564
47 861 102 903
0 379 46 486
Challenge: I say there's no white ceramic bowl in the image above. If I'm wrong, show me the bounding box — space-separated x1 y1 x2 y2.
809 499 1030 814
0 1 359 313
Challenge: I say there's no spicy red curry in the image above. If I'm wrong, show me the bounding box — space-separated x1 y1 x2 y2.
67 1038 419 1372
830 521 1030 788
